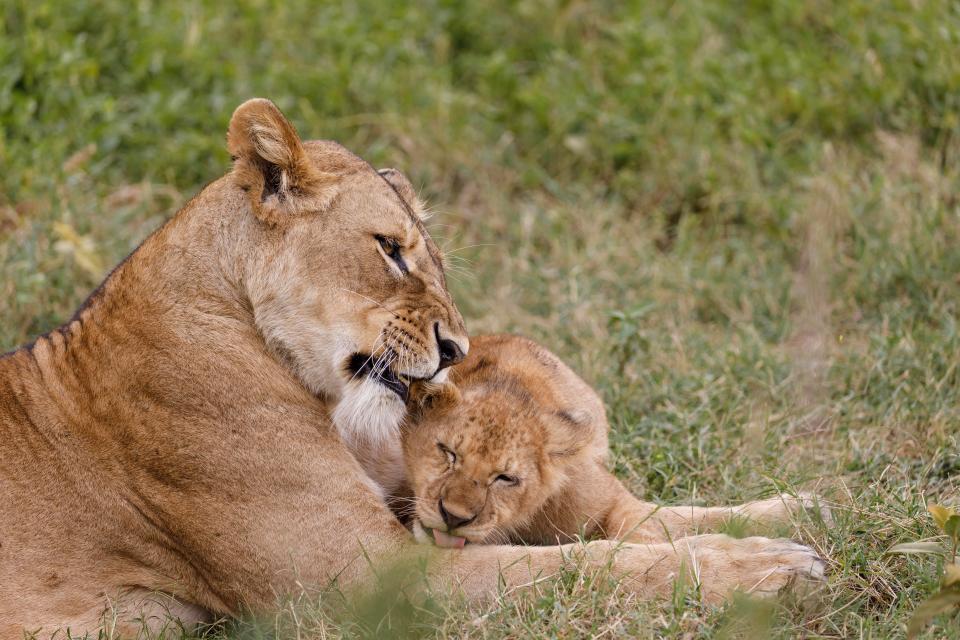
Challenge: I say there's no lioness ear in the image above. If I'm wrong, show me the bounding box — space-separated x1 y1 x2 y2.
228 98 338 224
378 168 426 218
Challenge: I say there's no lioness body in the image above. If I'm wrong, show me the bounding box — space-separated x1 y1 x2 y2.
0 102 466 634
0 173 413 633
0 100 823 637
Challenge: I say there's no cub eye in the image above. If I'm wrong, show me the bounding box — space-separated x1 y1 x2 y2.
437 443 456 465
495 474 519 486
375 235 408 275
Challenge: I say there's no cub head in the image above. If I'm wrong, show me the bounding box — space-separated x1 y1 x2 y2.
227 98 468 443
401 335 608 547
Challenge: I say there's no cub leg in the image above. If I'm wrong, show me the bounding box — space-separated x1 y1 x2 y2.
601 479 829 543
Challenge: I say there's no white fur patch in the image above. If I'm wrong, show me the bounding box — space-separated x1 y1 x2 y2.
332 376 407 446
411 519 432 545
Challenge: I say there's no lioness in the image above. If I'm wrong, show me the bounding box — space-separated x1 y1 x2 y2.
402 335 826 585
1 99 822 637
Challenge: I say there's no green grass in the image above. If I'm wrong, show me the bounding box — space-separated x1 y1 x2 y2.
3 0 960 637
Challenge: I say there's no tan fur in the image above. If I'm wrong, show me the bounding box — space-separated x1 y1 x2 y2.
0 100 822 639
402 336 828 586
0 99 471 636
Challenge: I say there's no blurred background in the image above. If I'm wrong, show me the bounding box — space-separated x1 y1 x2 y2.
2 1 960 637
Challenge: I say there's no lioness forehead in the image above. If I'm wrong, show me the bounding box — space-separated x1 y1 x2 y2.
301 139 446 277
302 139 368 175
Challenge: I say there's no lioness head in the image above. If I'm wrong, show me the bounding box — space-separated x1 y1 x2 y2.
227 99 468 442
402 335 607 547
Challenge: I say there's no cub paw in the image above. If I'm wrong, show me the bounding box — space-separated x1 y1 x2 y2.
683 534 826 603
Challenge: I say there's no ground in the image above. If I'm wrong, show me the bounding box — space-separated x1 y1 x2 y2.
2 1 960 638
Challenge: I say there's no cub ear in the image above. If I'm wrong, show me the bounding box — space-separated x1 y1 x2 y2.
405 380 461 425
547 408 603 459
378 168 426 218
228 98 338 224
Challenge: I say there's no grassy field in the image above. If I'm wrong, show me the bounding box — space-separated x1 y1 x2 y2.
3 1 960 637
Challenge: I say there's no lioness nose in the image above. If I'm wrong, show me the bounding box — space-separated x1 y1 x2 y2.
439 499 475 530
435 323 466 370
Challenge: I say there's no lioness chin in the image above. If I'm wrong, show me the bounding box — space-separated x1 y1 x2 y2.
400 335 828 589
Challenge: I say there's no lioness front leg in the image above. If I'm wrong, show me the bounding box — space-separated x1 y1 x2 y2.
603 480 830 543
427 534 824 605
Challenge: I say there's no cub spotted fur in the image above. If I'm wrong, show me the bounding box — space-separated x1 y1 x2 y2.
403 335 827 592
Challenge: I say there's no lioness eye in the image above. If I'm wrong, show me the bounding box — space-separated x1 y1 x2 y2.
375 235 408 275
438 443 456 465
495 474 519 486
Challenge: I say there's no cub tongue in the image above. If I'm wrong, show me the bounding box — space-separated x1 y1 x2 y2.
432 528 466 549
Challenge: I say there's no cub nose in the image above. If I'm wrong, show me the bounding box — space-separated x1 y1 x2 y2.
435 323 466 370
438 499 475 530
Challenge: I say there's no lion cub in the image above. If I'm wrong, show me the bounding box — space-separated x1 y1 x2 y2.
402 334 826 549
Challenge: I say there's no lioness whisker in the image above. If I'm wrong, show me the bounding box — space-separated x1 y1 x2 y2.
370 348 398 384
338 288 401 321
346 331 389 386
441 243 496 256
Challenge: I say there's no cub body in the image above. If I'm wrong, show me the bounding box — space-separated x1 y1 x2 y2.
403 335 825 548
